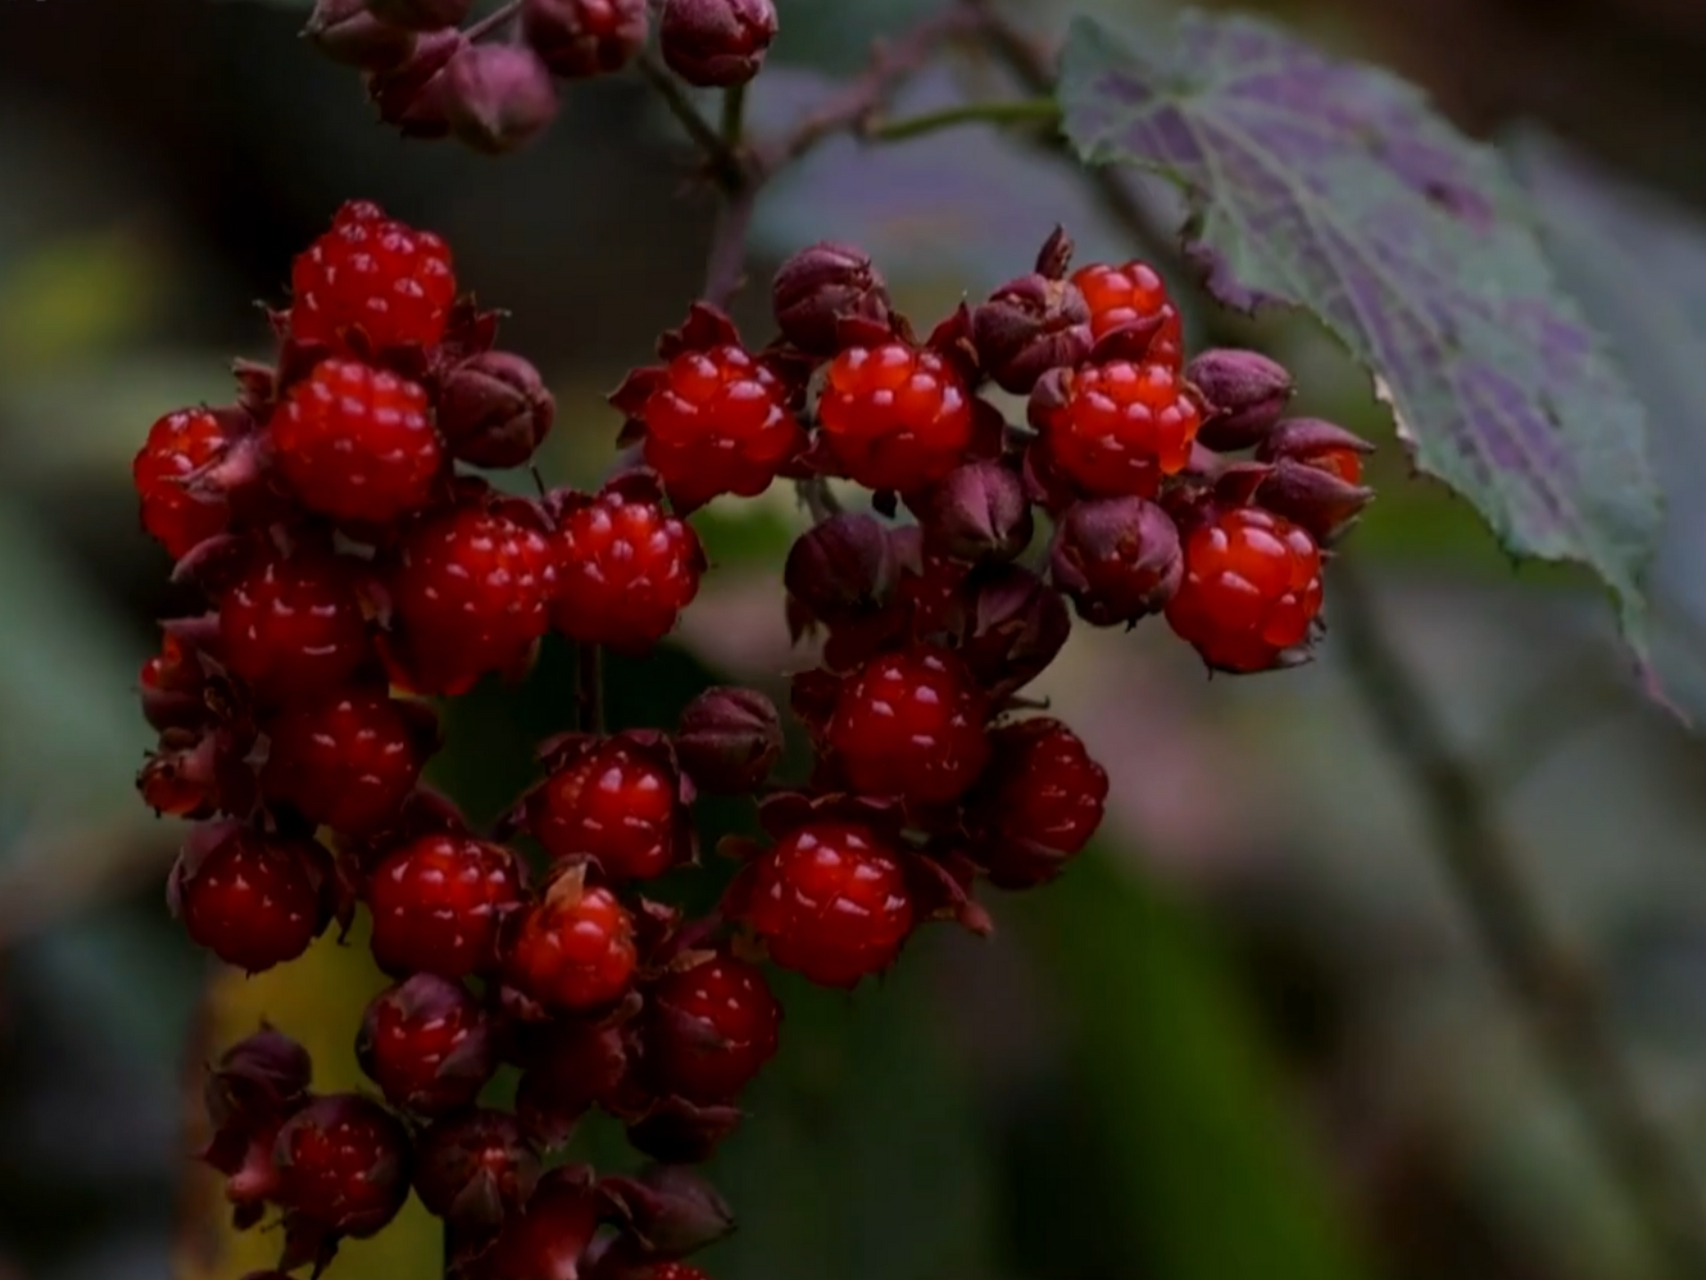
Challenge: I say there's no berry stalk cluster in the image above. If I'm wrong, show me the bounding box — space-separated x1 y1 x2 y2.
133 201 1370 1278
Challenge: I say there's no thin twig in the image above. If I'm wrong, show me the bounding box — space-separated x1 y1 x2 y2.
464 0 523 44
1332 561 1706 1280
635 52 746 192
702 186 758 309
869 96 1061 142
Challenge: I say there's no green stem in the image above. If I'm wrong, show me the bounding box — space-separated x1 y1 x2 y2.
868 96 1060 142
720 81 748 150
635 53 746 192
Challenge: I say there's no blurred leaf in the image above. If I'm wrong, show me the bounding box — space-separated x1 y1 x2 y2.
1059 10 1664 704
0 227 168 381
1033 853 1376 1280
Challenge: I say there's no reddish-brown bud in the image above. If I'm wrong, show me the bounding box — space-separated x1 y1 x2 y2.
771 241 892 356
273 1094 412 1240
1255 416 1375 467
367 28 467 138
658 0 777 87
971 273 1092 395
918 460 1034 564
438 351 556 469
597 1164 736 1260
414 1109 541 1228
481 1168 600 1280
783 513 899 629
206 1028 313 1134
1186 348 1294 451
674 686 782 794
304 0 417 70
1255 458 1375 543
357 974 498 1115
522 0 649 78
444 44 560 154
959 564 1072 698
1049 497 1183 626
367 0 473 30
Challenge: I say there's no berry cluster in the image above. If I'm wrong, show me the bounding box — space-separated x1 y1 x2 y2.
134 206 1371 1277
303 0 777 154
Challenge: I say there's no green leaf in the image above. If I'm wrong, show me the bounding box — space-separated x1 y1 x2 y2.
1057 10 1664 700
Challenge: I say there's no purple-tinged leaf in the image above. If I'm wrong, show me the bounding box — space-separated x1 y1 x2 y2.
1058 10 1664 699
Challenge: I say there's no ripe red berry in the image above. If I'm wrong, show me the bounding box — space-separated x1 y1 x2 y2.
290 200 456 353
740 823 914 987
551 488 705 653
817 343 973 493
659 0 777 88
273 358 442 525
358 973 498 1115
639 344 802 511
368 834 527 979
1072 260 1184 366
823 647 991 805
1165 506 1323 673
643 952 780 1104
965 719 1107 889
172 825 324 972
272 1093 412 1238
1038 360 1201 499
529 739 685 880
218 549 372 701
413 1108 540 1227
522 0 649 79
133 408 232 559
262 691 429 833
649 1267 713 1280
504 880 637 1013
385 494 557 695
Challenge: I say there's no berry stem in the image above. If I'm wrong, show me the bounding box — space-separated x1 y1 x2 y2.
866 96 1061 142
1332 560 1706 1280
720 81 748 151
578 643 606 735
635 53 748 192
463 0 523 43
795 476 843 524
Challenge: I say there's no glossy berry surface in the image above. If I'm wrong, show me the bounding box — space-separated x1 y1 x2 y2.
358 973 497 1114
552 490 704 653
133 408 231 559
531 740 682 880
640 344 801 511
273 358 442 525
817 343 972 493
261 691 427 833
1165 507 1323 673
644 952 780 1103
177 828 321 973
368 834 527 979
504 883 638 1012
741 822 914 987
1072 260 1185 366
218 550 372 701
1041 360 1201 499
290 200 456 353
824 647 991 805
273 1093 412 1237
966 719 1108 889
386 497 557 695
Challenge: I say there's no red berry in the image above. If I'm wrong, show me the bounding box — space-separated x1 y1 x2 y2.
385 493 557 695
817 343 973 493
823 647 991 805
640 344 802 510
965 719 1107 889
262 691 429 833
273 358 442 525
1072 260 1185 365
1039 360 1201 499
1298 444 1363 485
740 823 914 987
218 549 372 701
1165 506 1323 673
644 951 780 1104
368 834 527 979
658 0 777 88
649 1267 713 1280
290 200 456 353
273 1093 412 1237
522 0 649 79
172 824 324 973
530 739 684 880
504 880 637 1013
551 489 704 653
413 1108 540 1227
357 973 498 1115
133 409 232 559
140 630 209 731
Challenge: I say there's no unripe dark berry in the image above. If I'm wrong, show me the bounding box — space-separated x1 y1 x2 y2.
782 512 898 630
1049 496 1183 627
304 0 419 71
1033 359 1201 499
1256 417 1374 486
262 691 431 834
443 43 560 155
273 1093 412 1238
818 343 973 493
368 28 467 139
133 408 232 560
368 834 527 979
522 0 649 78
290 200 456 353
413 1109 540 1228
438 351 556 469
218 548 373 702
658 0 777 87
1186 348 1294 452
504 877 638 1013
273 358 442 525
551 486 705 654
357 973 498 1115
823 647 991 805
367 0 473 31
739 823 914 987
918 459 1034 564
171 823 325 973
972 270 1093 395
674 686 782 794
515 1017 629 1140
594 1163 735 1261
965 718 1107 889
204 1027 312 1137
1072 260 1184 365
771 241 892 356
644 951 780 1104
1165 506 1323 673
529 738 686 880
479 1168 600 1280
139 630 208 732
